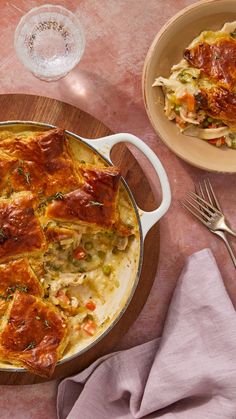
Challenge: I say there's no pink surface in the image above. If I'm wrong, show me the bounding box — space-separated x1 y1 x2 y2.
1 0 236 418
58 249 236 418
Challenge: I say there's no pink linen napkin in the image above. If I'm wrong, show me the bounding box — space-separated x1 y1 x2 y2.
57 249 236 419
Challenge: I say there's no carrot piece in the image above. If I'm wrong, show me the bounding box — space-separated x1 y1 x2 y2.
73 246 86 260
56 289 70 306
175 115 186 129
85 300 96 311
208 137 226 146
179 94 195 112
82 319 97 336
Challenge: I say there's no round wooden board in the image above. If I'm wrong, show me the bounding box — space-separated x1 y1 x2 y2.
0 94 159 384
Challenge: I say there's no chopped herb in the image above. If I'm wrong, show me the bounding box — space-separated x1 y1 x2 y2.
0 294 13 301
0 228 7 240
44 320 51 328
17 166 31 184
17 167 24 176
39 192 64 208
25 172 31 185
89 201 104 206
51 192 64 200
80 160 86 164
16 285 28 293
78 267 86 273
35 316 41 320
6 286 15 293
24 341 36 351
6 285 28 294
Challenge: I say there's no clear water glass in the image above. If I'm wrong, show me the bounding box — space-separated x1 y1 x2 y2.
14 4 85 81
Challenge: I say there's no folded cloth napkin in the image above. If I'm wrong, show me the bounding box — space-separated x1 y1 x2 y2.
57 249 236 419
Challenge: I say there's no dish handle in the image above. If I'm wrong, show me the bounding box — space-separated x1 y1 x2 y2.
81 133 171 238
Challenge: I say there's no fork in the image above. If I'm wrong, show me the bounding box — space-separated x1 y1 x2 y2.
181 179 236 267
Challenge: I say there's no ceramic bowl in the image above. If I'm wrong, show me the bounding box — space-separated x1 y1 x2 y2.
142 0 236 172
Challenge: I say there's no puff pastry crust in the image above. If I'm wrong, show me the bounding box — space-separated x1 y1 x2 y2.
0 292 68 377
0 192 46 262
1 128 81 197
184 38 236 124
46 165 121 229
0 258 43 316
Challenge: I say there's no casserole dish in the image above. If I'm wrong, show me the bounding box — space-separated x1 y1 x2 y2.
0 121 171 376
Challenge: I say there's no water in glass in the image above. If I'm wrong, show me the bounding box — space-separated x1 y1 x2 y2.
14 5 85 81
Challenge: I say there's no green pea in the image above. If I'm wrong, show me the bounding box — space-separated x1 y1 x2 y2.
98 250 106 259
174 104 181 115
202 120 209 128
85 254 92 262
84 241 93 250
102 265 112 276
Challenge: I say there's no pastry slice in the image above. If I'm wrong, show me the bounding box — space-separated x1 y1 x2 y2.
46 165 121 230
0 292 68 377
6 129 81 197
0 128 64 163
0 258 43 316
0 192 46 262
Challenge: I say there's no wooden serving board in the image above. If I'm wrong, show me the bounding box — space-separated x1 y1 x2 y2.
0 94 159 385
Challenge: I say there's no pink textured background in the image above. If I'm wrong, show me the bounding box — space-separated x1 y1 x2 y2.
1 1 236 418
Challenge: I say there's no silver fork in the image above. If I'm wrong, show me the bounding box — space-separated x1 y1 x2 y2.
181 179 236 267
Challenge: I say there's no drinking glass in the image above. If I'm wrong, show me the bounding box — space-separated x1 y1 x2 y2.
14 4 85 81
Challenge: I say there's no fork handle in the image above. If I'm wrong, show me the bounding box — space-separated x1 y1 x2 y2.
213 230 236 267
221 225 236 238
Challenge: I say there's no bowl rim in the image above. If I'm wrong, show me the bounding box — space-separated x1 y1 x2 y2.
142 0 236 173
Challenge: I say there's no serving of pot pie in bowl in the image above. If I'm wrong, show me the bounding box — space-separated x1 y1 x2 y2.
0 121 170 377
143 0 236 172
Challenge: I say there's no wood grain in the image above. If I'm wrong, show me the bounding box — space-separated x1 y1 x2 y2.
0 94 159 384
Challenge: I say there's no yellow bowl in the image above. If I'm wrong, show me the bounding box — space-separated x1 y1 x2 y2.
142 0 236 172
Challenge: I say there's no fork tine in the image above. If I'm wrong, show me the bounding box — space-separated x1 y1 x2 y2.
182 197 210 221
204 179 214 207
198 182 206 200
206 178 222 212
186 193 215 218
195 182 210 217
180 201 208 226
187 191 220 213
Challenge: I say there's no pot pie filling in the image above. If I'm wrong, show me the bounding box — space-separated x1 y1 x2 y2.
0 127 138 377
153 21 236 148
